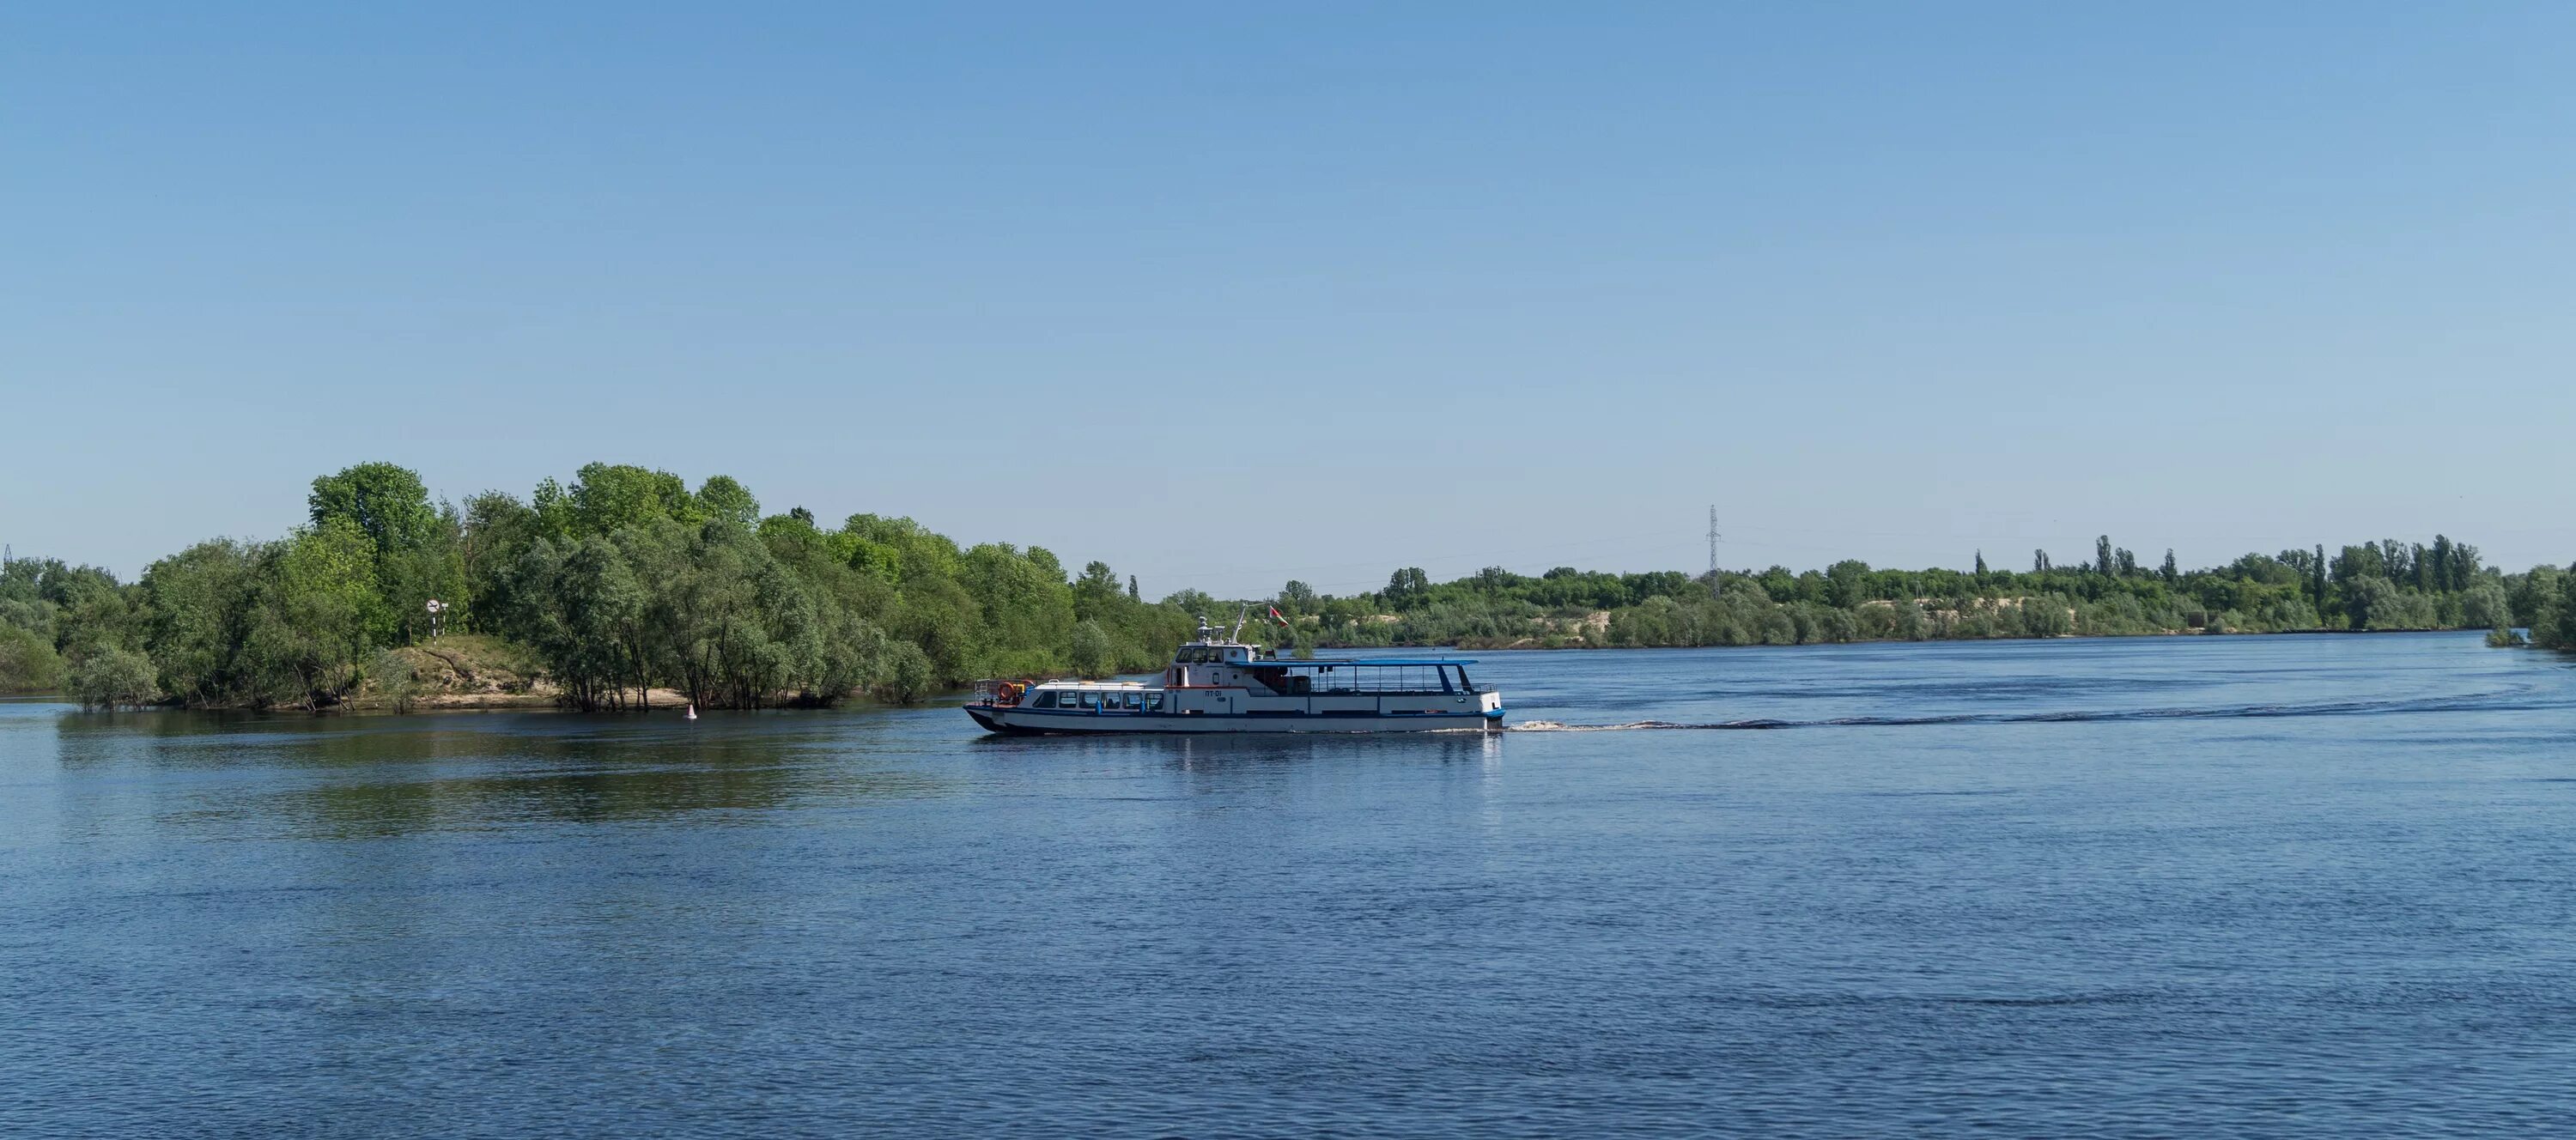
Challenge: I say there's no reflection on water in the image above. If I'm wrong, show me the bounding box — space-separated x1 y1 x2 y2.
44 708 950 840
7 634 2576 1136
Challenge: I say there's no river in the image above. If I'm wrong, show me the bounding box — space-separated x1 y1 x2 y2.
5 633 2573 1136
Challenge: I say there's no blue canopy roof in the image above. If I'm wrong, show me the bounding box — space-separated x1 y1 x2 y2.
1254 658 1476 668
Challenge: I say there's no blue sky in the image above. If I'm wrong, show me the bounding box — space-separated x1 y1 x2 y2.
5 3 2571 598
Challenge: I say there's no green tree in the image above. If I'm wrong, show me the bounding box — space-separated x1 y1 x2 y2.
513 534 649 711
2537 571 2576 651
309 462 463 643
568 463 696 537
876 641 935 703
143 537 293 707
255 519 386 707
309 462 438 564
0 623 63 693
1384 567 1431 609
1069 620 1115 678
73 646 159 710
695 476 761 529
368 649 419 712
2462 580 2513 631
1072 561 1124 622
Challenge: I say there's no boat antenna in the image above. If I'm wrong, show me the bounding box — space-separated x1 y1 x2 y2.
1230 603 1249 642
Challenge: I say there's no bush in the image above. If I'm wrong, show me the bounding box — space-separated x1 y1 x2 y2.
0 624 64 693
73 648 159 710
369 650 419 712
2487 627 2527 648
875 641 935 705
1068 621 1114 678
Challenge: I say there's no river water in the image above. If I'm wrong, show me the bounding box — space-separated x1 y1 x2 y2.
5 633 2574 1137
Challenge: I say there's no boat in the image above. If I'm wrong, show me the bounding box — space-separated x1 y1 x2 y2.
966 615 1504 735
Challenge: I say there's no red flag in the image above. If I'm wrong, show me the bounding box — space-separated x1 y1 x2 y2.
1269 605 1291 628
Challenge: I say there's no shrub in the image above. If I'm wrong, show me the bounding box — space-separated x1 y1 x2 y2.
0 625 64 693
875 642 935 705
73 648 159 710
369 650 419 712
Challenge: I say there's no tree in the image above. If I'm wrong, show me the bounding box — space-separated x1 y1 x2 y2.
1825 560 1873 609
1278 579 1317 615
0 624 63 693
1973 550 1988 576
2462 580 2512 631
309 462 437 565
257 519 385 707
2342 575 2400 631
368 649 419 713
567 463 696 537
1069 620 1115 678
1127 574 1139 602
2451 542 2483 591
1384 567 1431 609
2536 570 2576 652
876 641 934 703
695 476 761 529
513 534 648 711
310 462 459 643
2096 536 2114 576
143 537 292 708
2160 549 2179 583
73 646 158 710
2033 549 2050 573
1072 561 1123 622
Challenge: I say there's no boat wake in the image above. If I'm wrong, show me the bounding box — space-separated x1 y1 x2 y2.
1507 688 2553 731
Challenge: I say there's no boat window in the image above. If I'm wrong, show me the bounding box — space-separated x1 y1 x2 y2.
1033 691 1059 708
1145 693 1164 712
1079 692 1102 710
1121 692 1142 710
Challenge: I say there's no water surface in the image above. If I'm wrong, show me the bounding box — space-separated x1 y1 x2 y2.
6 634 2574 1136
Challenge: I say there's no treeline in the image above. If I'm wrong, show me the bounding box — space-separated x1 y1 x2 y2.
9 472 2575 711
1272 535 2573 652
2 462 1208 710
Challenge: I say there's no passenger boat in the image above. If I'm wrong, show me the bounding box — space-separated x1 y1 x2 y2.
966 617 1504 735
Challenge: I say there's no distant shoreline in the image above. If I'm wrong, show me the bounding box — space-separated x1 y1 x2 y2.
8 627 2522 713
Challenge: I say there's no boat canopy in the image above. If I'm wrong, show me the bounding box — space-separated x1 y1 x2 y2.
1260 658 1477 669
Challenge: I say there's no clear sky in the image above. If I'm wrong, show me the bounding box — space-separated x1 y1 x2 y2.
5 3 2571 598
